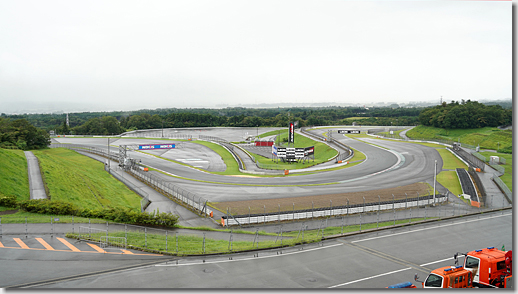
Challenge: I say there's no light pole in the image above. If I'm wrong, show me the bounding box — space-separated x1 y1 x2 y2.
161 121 164 138
433 160 437 206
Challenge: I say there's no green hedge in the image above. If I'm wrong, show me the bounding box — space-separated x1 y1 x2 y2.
0 194 17 208
14 199 178 227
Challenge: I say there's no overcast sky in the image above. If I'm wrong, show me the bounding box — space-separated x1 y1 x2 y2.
0 0 512 113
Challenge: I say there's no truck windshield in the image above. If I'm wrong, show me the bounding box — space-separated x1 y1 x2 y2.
425 274 443 287
465 256 479 269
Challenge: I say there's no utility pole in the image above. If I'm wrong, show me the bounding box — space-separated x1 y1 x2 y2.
107 137 110 173
433 160 437 206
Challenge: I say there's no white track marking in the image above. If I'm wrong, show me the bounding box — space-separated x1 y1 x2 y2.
420 257 454 267
328 268 411 288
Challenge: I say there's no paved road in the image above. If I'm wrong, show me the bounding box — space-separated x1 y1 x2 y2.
24 151 47 200
1 210 510 288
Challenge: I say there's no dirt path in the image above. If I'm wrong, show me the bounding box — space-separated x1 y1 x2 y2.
211 182 432 215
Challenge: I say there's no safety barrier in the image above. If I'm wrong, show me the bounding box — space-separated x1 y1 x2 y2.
492 174 512 204
222 194 447 226
128 166 213 218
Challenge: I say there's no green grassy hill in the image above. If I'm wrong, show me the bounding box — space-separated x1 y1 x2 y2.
32 148 142 211
0 149 30 202
407 126 512 152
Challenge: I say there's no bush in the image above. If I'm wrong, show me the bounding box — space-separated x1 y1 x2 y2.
0 194 17 208
498 145 512 154
18 199 79 215
16 199 179 227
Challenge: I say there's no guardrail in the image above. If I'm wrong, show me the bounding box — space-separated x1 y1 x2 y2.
491 174 512 204
300 127 353 162
128 165 213 218
222 194 447 226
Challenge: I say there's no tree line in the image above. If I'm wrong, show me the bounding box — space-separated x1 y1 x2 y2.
0 117 50 150
419 100 512 129
2 106 424 136
0 100 511 139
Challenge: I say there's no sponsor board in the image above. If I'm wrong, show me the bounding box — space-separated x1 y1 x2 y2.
138 144 175 150
288 122 294 143
337 130 361 134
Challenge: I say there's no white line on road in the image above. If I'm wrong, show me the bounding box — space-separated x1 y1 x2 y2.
352 213 511 243
328 267 411 288
420 257 454 267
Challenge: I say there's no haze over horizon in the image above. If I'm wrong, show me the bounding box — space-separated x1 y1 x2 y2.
0 1 511 114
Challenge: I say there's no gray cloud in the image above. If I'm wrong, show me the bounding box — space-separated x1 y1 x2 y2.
0 0 511 113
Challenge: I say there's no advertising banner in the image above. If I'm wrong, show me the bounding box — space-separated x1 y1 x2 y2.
288 122 294 143
138 144 175 150
304 146 314 156
338 130 361 134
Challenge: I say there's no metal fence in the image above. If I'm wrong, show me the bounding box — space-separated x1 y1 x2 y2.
492 174 512 204
222 194 447 227
199 135 228 143
489 164 506 176
128 166 213 218
122 129 193 140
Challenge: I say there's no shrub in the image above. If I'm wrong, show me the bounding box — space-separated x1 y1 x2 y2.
18 199 79 215
16 199 179 227
0 194 17 208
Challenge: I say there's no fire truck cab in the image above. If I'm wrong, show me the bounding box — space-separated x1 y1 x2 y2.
419 266 473 288
459 247 512 288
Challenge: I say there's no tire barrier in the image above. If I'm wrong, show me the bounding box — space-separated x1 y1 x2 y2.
456 168 478 202
221 194 447 226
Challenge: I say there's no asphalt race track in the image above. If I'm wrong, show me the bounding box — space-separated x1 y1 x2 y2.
51 126 443 203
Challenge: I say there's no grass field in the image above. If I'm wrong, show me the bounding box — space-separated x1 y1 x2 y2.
248 130 338 170
436 149 468 170
0 149 30 202
66 217 431 255
0 210 107 224
437 171 463 196
32 148 142 211
406 126 512 151
191 140 240 175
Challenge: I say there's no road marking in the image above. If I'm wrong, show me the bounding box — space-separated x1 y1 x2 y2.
420 257 454 267
121 249 134 255
87 243 106 253
0 241 3 247
156 243 343 267
328 267 411 288
352 213 511 243
57 237 80 252
35 238 54 250
13 238 30 249
345 242 431 274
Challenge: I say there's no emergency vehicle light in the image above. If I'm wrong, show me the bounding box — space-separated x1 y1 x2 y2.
444 268 452 272
475 250 482 252
487 247 494 250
